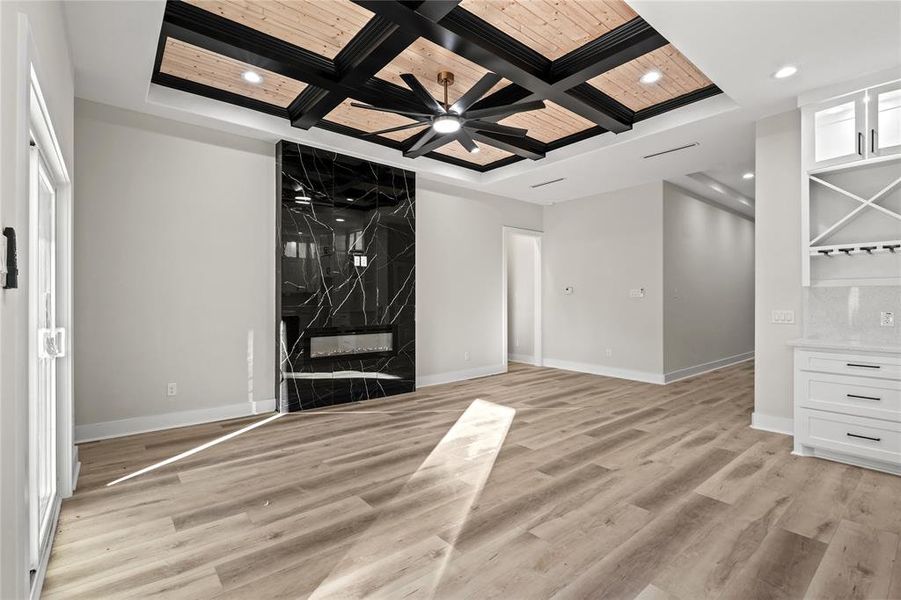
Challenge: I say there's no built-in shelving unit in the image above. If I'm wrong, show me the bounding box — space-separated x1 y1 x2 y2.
801 78 901 287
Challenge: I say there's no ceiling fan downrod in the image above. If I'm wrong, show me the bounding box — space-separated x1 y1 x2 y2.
437 70 454 111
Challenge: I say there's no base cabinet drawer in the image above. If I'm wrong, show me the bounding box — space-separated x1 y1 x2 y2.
797 350 901 380
798 371 901 421
797 408 901 465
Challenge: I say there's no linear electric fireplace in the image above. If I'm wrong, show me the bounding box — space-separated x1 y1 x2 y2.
306 326 396 360
277 142 415 411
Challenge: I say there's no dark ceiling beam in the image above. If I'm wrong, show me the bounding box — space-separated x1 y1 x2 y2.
548 18 668 89
355 1 633 133
290 1 461 129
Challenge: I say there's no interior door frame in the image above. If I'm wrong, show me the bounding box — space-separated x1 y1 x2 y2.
502 226 543 370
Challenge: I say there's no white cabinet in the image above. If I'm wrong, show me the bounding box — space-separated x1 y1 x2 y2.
806 80 901 169
811 92 867 168
869 81 901 158
793 344 901 475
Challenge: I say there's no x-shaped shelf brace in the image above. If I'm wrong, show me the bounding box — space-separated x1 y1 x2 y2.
809 173 901 246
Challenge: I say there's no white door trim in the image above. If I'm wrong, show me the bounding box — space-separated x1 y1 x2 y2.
502 226 543 370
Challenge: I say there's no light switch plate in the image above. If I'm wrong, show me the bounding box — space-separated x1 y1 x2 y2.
771 310 795 324
629 288 646 298
882 311 895 327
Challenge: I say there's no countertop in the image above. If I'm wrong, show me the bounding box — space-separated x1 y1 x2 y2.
788 338 901 355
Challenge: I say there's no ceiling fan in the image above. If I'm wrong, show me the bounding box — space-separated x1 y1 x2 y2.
351 71 546 160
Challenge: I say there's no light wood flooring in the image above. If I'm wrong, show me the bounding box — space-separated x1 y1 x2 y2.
45 362 901 599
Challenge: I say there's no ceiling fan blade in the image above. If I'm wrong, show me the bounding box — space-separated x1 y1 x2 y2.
349 102 434 119
406 127 439 154
470 131 545 161
405 128 454 159
449 72 503 115
465 100 546 120
465 120 527 137
455 129 479 153
365 121 430 137
399 74 444 114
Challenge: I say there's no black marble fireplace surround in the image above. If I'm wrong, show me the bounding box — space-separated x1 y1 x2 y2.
277 142 415 411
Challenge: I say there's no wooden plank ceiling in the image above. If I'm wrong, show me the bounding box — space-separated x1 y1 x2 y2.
588 44 713 111
183 0 373 59
459 0 638 60
159 38 307 107
157 0 720 169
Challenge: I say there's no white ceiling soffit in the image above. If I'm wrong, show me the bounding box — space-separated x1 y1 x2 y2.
630 0 901 120
670 172 755 218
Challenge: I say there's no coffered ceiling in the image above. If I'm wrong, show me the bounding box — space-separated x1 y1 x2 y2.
152 0 721 171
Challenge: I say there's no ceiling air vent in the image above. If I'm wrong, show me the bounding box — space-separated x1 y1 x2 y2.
643 142 699 159
530 177 566 189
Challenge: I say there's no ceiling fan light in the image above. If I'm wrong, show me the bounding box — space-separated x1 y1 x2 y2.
469 145 480 154
433 115 461 134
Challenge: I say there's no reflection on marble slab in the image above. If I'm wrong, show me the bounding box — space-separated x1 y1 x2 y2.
277 141 415 411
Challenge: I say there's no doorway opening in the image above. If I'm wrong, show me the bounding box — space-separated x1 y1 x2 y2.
503 227 542 368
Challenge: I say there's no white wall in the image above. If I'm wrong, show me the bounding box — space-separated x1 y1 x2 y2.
542 182 665 381
73 100 276 441
663 183 755 377
416 179 542 386
753 110 803 433
0 2 74 597
506 231 536 362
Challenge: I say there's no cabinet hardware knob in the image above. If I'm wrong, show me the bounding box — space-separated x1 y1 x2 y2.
847 393 881 401
846 432 881 442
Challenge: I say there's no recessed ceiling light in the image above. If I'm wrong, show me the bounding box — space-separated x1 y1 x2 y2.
640 70 662 84
335 218 345 222
773 65 797 79
346 197 354 202
432 115 461 134
242 70 263 84
742 172 755 180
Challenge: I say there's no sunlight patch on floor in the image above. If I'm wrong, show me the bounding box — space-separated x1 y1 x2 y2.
308 398 516 599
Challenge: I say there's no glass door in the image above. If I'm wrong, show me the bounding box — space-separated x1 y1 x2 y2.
28 141 60 571
868 81 901 158
812 91 866 168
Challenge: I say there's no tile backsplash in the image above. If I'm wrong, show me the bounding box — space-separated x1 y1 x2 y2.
804 286 901 346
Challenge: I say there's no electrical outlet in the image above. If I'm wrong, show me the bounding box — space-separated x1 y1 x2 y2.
882 311 895 327
629 288 646 298
771 310 795 324
605 348 613 357
167 382 177 397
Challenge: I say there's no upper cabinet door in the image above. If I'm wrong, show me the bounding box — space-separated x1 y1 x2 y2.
867 81 901 158
811 91 867 169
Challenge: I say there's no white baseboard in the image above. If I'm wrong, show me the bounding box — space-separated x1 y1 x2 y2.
751 412 793 436
75 398 277 443
542 358 665 385
663 351 754 383
417 363 507 388
508 353 539 365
